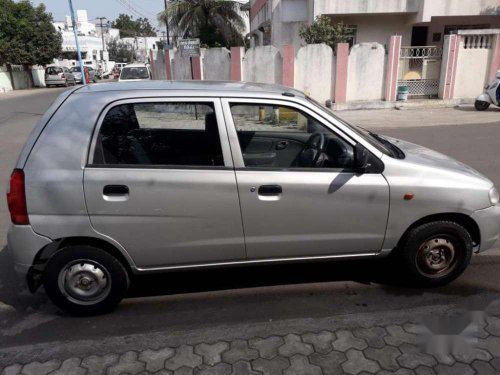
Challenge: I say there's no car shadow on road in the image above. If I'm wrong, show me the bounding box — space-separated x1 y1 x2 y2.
454 105 500 112
0 246 48 312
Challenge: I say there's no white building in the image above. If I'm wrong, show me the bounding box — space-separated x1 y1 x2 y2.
248 0 500 48
121 37 164 63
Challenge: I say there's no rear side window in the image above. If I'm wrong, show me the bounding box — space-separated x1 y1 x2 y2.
92 102 224 167
46 67 62 75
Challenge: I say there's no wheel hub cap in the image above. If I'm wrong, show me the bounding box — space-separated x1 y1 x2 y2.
417 238 456 276
58 261 111 305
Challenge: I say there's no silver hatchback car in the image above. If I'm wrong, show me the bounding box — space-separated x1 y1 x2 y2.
6 82 500 315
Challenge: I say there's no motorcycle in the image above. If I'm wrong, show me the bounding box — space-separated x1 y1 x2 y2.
475 71 500 111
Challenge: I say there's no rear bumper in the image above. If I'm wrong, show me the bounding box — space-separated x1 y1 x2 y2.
472 204 500 252
45 78 66 85
7 225 52 277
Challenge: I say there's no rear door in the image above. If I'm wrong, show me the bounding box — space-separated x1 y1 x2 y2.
84 98 246 270
222 98 390 260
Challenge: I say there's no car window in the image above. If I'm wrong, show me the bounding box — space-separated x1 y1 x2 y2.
230 103 354 169
120 67 149 80
70 67 80 73
93 102 224 167
63 68 69 73
45 67 62 75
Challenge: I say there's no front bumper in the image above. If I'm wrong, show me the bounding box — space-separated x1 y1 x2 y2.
7 225 52 277
472 204 500 252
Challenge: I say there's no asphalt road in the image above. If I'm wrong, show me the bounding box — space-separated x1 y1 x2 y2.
0 88 499 354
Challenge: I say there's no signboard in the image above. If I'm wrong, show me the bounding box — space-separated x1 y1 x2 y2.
179 39 201 58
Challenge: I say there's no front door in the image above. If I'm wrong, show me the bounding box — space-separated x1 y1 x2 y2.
84 98 246 269
222 98 390 260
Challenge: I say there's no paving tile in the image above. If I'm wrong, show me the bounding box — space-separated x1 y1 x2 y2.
332 330 368 352
486 316 500 336
309 350 347 375
50 358 86 375
491 358 500 371
302 331 336 354
384 326 418 347
195 342 229 366
283 355 322 375
434 363 474 375
353 327 388 349
21 360 60 375
478 336 500 357
139 347 175 372
222 340 258 364
414 366 436 375
137 371 172 375
341 349 380 375
377 370 415 375
278 334 314 357
397 344 437 369
175 367 193 375
471 360 500 375
165 346 202 371
432 353 455 366
107 351 145 375
452 345 492 363
1 364 22 375
252 356 289 375
82 354 119 375
194 363 231 375
230 361 260 375
365 346 401 371
249 336 284 360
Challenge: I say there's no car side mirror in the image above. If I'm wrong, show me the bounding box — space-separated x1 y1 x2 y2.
354 143 370 173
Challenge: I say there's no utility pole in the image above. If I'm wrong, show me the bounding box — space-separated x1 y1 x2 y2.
163 0 170 46
96 17 107 61
68 0 86 85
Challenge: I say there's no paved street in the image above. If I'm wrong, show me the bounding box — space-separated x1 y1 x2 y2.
0 88 500 374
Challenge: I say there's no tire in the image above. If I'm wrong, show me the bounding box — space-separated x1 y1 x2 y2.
43 246 129 316
475 100 490 111
397 221 472 287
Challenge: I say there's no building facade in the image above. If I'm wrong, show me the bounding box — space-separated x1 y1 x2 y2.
248 0 500 48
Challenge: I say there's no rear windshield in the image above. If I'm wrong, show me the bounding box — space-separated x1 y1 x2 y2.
120 67 149 80
70 67 81 72
45 67 62 75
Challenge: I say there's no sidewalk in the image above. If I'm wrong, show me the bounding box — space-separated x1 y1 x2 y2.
2 300 500 375
337 104 500 130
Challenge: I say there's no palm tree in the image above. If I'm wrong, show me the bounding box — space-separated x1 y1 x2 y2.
158 0 246 47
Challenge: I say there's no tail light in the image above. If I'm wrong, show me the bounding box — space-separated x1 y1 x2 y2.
6 169 29 225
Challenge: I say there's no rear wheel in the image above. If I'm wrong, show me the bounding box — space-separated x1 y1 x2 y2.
397 221 472 287
475 100 490 111
43 246 129 315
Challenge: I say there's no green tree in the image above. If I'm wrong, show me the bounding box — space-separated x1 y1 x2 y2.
107 38 136 63
299 16 353 50
111 14 157 38
158 0 246 47
0 0 62 65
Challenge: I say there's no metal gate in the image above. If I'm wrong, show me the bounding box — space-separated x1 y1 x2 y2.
398 46 443 98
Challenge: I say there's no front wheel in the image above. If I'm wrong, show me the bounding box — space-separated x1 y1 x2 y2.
475 100 490 111
397 221 472 287
43 246 129 315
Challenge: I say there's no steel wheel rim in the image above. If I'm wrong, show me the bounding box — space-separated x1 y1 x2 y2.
416 236 457 278
58 260 111 305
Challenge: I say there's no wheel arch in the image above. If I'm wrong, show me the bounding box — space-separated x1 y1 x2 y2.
397 212 480 249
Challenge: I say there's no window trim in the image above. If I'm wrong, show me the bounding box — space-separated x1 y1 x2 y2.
221 98 357 171
86 97 234 169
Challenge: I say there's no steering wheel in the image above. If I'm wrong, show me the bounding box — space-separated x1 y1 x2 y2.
298 132 326 167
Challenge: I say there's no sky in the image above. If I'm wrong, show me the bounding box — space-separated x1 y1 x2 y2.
30 0 168 29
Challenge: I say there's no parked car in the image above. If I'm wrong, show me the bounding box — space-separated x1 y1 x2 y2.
6 81 500 315
69 66 98 84
118 63 151 82
44 66 76 87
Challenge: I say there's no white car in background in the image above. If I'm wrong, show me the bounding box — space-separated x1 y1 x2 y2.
118 64 152 82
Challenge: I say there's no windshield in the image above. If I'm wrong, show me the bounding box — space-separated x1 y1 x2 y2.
45 67 62 75
120 67 149 80
306 96 397 157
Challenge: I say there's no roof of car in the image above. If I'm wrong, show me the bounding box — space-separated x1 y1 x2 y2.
74 80 306 97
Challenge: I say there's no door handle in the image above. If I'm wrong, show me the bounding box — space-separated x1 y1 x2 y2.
276 140 289 150
258 185 282 196
103 185 129 196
